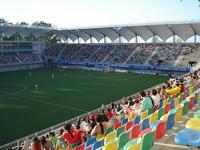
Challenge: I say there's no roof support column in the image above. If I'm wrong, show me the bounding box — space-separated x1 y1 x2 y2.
119 36 122 43
173 34 175 44
66 37 69 43
16 33 19 49
194 34 197 43
104 35 106 44
135 35 138 44
90 36 93 44
78 36 80 44
153 35 156 43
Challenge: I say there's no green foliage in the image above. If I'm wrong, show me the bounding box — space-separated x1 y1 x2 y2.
32 21 52 28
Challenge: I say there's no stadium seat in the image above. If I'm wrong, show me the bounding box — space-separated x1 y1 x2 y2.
125 120 134 131
85 137 96 147
130 124 141 140
188 95 194 110
96 134 103 141
194 92 199 105
104 131 115 145
140 117 150 131
141 111 148 120
118 130 130 149
133 115 141 125
159 100 163 109
121 118 128 125
115 125 125 137
174 97 180 106
165 109 176 130
152 120 166 141
140 131 155 150
175 128 200 147
125 131 155 150
174 105 183 122
114 121 122 130
153 105 159 113
104 127 114 136
181 100 189 115
164 103 170 114
92 138 104 150
104 138 118 150
149 112 158 125
148 107 153 116
157 107 164 119
170 100 175 109
138 128 152 138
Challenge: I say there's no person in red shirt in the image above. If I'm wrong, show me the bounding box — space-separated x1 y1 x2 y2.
61 124 79 148
75 123 86 144
106 108 113 120
31 136 42 150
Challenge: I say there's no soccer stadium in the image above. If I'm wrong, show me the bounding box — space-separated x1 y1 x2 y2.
1 0 200 150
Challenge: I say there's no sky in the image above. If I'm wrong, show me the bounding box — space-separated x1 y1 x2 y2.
0 0 200 29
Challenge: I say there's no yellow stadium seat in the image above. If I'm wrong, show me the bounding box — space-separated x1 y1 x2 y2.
198 92 200 102
141 111 148 120
189 86 193 95
174 97 180 106
174 105 183 122
96 134 103 141
126 143 140 150
104 131 116 145
149 112 158 124
128 112 135 121
104 138 118 150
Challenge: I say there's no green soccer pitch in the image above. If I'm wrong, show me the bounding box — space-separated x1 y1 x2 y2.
0 68 169 145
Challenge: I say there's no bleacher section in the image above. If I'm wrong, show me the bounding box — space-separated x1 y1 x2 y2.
0 51 42 65
9 68 200 150
44 43 200 68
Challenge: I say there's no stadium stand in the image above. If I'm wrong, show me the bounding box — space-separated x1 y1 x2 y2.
12 68 200 150
44 43 200 68
43 44 66 58
0 51 41 65
1 22 200 150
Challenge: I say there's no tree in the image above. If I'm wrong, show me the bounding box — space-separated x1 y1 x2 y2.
0 18 8 25
16 22 29 26
32 21 52 28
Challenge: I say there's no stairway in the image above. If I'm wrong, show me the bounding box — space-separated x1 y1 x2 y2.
101 46 117 63
144 47 159 65
124 47 140 64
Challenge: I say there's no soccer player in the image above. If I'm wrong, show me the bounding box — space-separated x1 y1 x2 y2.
29 71 32 77
35 84 38 91
51 74 54 79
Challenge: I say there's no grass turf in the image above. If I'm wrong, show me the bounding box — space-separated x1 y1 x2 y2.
0 68 169 145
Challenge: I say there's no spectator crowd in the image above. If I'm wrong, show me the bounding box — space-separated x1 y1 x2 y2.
18 69 200 150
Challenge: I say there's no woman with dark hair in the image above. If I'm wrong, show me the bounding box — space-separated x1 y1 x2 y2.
75 123 86 143
61 124 79 148
90 114 107 136
31 136 42 150
40 136 54 150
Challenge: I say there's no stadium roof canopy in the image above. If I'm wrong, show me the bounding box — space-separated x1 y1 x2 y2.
1 20 200 42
